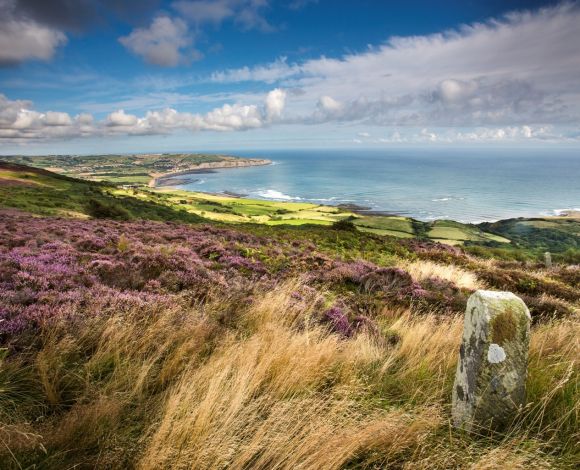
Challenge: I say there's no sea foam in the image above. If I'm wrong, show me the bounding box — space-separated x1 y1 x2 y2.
547 208 580 216
255 189 302 201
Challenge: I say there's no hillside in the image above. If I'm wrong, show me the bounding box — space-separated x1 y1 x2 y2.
0 161 203 223
0 161 578 469
2 153 270 185
5 158 576 255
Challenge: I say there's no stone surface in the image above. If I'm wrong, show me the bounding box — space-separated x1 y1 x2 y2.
452 290 531 432
544 251 552 268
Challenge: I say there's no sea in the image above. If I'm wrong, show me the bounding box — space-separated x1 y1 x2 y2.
177 148 580 223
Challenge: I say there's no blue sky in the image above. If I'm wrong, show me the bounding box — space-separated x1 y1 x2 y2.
1 0 579 154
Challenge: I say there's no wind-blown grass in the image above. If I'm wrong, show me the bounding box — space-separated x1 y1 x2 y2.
0 209 578 468
0 281 577 468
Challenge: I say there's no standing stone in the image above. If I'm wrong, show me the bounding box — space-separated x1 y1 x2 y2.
544 251 552 268
452 290 531 432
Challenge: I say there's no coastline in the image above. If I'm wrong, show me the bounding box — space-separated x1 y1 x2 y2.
149 158 271 188
143 155 579 224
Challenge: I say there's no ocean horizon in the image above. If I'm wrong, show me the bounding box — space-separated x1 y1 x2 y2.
177 148 580 223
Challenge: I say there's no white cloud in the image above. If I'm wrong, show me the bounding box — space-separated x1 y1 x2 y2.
420 128 438 142
76 113 94 125
0 93 97 140
3 3 580 145
2 89 576 145
235 0 274 32
0 87 287 141
119 16 198 67
209 3 580 128
211 57 299 84
0 13 67 65
435 79 479 104
372 125 564 144
265 88 286 121
44 111 73 126
105 110 139 127
317 95 343 115
201 103 262 131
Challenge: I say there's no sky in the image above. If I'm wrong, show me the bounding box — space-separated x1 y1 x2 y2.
1 0 580 154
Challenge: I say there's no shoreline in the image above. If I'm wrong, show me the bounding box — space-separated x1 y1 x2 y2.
155 186 580 224
145 159 580 223
149 158 272 188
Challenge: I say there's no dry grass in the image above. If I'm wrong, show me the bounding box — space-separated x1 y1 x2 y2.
380 311 464 404
1 281 578 469
402 259 483 290
140 286 442 469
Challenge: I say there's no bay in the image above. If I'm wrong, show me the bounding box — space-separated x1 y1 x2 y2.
178 148 580 222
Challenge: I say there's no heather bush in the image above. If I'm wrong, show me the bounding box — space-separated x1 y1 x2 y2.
0 210 578 469
323 306 352 337
475 266 579 305
1 210 577 334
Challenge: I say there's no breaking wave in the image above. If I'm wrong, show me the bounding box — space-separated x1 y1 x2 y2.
255 189 302 201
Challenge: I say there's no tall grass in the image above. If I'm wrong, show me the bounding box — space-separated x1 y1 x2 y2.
401 259 483 290
0 281 577 469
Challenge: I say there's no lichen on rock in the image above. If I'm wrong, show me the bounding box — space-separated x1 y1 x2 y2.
452 290 531 432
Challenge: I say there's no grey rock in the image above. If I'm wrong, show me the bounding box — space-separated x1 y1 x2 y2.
544 251 552 268
452 290 531 432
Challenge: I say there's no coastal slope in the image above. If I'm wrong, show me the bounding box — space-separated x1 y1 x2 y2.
0 185 578 469
0 160 578 469
1 153 271 187
2 160 580 260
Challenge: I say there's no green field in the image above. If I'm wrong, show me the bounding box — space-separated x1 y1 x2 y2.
0 162 203 223
2 157 580 261
428 220 511 244
1 153 252 185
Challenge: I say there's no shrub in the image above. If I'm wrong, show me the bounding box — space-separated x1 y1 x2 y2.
331 219 358 231
86 198 130 220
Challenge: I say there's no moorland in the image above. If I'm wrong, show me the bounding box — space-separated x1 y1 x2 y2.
0 154 578 469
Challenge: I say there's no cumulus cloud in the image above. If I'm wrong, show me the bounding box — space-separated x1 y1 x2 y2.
44 111 72 126
0 94 96 140
434 79 479 104
2 87 575 145
117 1 276 66
0 88 287 142
4 2 580 144
119 16 199 67
0 0 167 66
265 88 286 121
103 88 286 133
105 109 139 127
0 1 67 65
